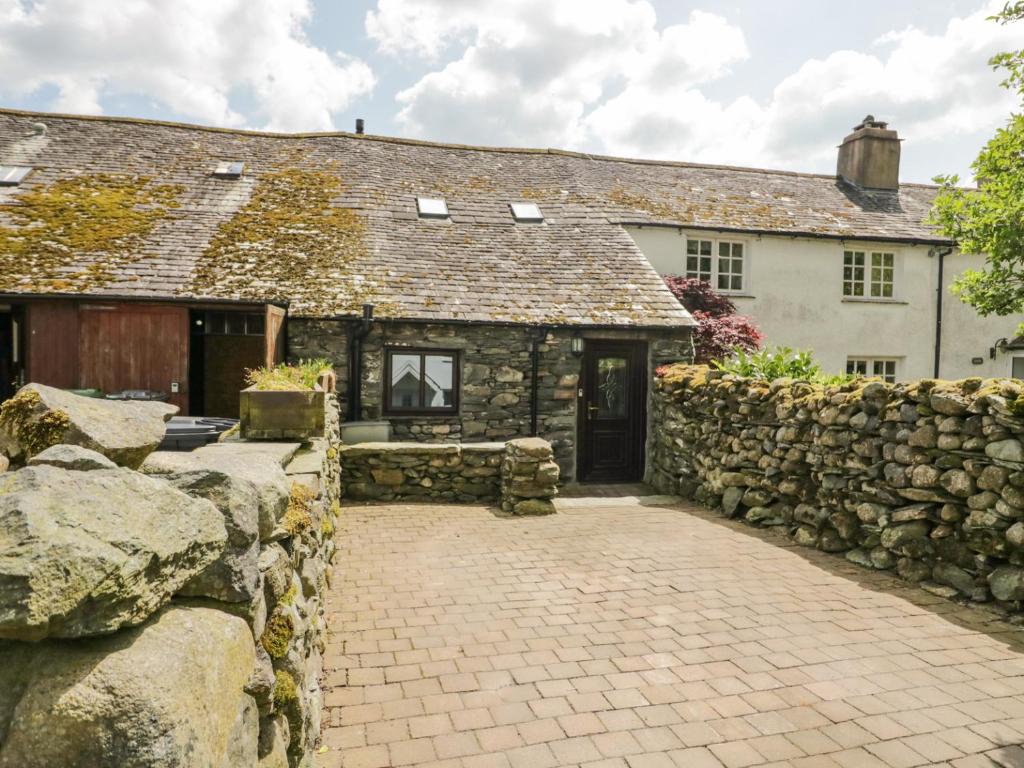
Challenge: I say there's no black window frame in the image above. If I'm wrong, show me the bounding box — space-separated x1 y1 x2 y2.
383 347 460 416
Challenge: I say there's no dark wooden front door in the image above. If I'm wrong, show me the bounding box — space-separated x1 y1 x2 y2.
578 340 647 482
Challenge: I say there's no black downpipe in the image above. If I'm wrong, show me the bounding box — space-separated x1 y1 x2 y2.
932 247 952 378
346 304 374 422
529 326 547 436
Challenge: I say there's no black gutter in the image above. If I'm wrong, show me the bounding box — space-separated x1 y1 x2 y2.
346 304 374 422
931 246 953 378
529 326 548 436
314 314 695 332
618 221 955 248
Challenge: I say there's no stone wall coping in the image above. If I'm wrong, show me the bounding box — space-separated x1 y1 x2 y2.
207 440 302 468
339 441 508 457
461 443 507 452
339 442 460 456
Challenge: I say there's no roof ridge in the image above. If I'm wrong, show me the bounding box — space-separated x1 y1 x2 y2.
0 106 944 189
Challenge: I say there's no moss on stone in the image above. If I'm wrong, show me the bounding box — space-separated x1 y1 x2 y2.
0 174 182 292
282 482 316 536
272 669 297 709
279 583 297 607
260 612 294 659
0 390 70 457
321 515 335 538
326 447 337 460
191 168 393 315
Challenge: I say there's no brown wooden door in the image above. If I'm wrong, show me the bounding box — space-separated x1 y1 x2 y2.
78 303 190 412
578 340 647 482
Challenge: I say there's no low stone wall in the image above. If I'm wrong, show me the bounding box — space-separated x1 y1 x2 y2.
650 365 1024 611
341 437 559 511
501 437 560 515
0 388 342 767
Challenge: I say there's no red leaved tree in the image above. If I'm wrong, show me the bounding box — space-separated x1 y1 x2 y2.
663 276 762 363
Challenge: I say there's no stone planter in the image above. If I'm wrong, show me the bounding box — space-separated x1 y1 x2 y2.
239 387 325 440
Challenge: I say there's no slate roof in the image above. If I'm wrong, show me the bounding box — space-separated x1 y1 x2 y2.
0 109 951 326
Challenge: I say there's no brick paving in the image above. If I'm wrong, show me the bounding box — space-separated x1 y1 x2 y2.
319 495 1024 767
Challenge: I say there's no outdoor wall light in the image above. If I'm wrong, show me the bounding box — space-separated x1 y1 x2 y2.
991 338 1009 359
571 333 584 357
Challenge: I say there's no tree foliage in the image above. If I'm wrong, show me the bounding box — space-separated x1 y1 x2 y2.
930 2 1024 318
664 276 762 363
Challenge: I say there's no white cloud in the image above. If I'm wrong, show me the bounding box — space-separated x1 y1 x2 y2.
370 0 1019 178
0 0 374 131
371 1 742 149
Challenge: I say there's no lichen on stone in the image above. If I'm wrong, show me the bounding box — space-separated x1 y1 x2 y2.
0 389 70 457
260 611 294 659
0 174 182 292
282 482 316 536
190 167 392 316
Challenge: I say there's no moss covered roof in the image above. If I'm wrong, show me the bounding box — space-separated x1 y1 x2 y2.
0 108 947 325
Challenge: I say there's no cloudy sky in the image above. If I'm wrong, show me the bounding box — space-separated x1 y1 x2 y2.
0 0 1020 183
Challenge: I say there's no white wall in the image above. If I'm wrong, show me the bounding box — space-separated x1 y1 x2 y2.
627 225 1024 381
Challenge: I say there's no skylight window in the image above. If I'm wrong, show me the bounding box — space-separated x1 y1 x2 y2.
510 202 543 222
416 197 449 218
213 161 245 179
0 166 31 186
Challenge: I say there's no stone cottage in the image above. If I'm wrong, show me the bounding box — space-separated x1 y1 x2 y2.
0 109 695 483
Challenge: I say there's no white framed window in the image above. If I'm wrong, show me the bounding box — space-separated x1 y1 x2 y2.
847 357 898 383
1012 358 1024 380
685 236 746 292
843 249 895 298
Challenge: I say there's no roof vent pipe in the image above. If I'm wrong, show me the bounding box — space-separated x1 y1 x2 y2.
837 114 901 190
355 118 365 135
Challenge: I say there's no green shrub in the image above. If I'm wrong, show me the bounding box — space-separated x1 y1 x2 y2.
713 346 855 385
245 358 331 391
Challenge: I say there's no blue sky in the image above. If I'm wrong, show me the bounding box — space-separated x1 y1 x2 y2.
0 0 1020 182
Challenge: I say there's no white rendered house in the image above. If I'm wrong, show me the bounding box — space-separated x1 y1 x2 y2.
627 117 1024 382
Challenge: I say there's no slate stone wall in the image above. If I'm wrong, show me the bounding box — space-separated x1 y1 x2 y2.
340 437 559 514
341 442 505 502
650 365 1024 612
289 319 692 483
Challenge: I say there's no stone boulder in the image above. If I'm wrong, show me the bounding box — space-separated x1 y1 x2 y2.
27 444 117 471
989 566 1024 602
0 384 176 468
164 468 262 603
0 465 226 641
143 445 290 541
0 606 257 767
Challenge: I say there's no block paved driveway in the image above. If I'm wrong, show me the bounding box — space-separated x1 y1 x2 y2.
320 495 1024 768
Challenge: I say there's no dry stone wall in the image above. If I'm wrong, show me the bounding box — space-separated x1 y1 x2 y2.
341 437 559 512
0 388 342 768
650 365 1024 612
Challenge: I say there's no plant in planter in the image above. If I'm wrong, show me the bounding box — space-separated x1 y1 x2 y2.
239 359 332 440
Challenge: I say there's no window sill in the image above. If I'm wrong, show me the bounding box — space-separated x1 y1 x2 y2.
841 297 907 305
723 293 755 299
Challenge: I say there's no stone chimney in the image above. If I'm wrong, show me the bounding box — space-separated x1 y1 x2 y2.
836 115 901 190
